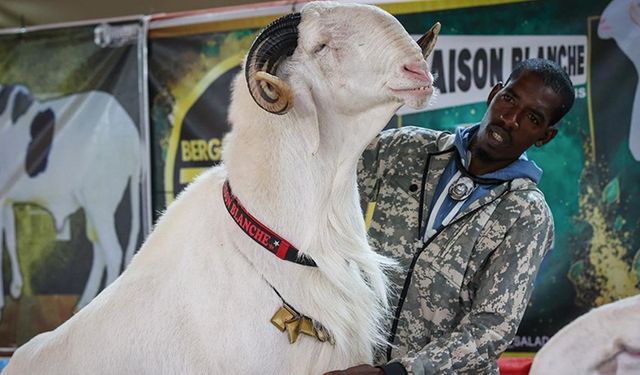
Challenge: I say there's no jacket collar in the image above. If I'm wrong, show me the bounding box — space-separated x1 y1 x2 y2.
418 136 456 233
426 131 540 223
453 177 540 222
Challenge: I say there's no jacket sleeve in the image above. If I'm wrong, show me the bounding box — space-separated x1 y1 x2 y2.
393 195 555 375
357 127 404 208
358 126 441 205
357 132 385 204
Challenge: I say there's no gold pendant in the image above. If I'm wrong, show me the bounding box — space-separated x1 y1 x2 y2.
298 317 315 337
270 303 334 345
270 304 297 332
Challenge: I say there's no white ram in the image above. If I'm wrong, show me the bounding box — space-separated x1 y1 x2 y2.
3 2 438 374
0 84 141 317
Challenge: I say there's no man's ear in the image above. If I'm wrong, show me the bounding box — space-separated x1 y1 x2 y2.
538 126 558 146
487 81 503 106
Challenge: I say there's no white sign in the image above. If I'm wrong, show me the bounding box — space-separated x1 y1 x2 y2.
399 35 588 114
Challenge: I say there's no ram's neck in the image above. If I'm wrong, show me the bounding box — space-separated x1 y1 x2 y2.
222 88 397 357
223 101 398 261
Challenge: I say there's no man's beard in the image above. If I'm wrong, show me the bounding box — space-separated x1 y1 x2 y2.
470 133 495 163
474 146 494 163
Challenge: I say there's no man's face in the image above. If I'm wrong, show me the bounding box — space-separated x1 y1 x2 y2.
473 71 563 166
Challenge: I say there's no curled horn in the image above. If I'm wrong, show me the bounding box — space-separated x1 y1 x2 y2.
416 22 441 59
245 13 301 115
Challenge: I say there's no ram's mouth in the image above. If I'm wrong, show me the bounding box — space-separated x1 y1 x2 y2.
388 84 434 109
392 86 432 92
390 86 433 97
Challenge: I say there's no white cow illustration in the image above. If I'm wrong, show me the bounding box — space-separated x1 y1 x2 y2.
0 84 141 318
598 0 640 161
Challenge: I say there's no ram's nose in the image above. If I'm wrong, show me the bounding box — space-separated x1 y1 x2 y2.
403 62 431 84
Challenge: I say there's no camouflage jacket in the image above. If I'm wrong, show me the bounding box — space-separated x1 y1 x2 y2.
358 126 553 375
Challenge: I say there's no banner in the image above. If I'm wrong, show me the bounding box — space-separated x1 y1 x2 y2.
399 35 587 113
148 4 291 215
0 19 151 348
148 0 639 354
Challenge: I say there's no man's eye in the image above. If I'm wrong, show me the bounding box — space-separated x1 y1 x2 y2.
528 113 540 125
501 94 514 103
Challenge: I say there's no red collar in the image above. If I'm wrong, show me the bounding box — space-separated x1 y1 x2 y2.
222 180 317 267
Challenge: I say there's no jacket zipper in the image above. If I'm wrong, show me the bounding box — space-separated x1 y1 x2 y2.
385 149 512 360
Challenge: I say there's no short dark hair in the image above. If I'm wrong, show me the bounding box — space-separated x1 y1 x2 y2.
507 58 575 126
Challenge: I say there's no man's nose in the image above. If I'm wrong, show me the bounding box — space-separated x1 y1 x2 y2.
500 112 520 130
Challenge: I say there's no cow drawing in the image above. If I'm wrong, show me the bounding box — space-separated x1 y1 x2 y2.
0 84 141 318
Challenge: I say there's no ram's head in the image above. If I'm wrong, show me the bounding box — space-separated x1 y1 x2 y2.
245 1 439 115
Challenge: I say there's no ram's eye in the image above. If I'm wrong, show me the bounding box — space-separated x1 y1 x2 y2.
314 43 327 53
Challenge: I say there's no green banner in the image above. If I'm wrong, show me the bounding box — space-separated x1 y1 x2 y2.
149 26 260 218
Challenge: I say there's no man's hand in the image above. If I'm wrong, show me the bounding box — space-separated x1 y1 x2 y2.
323 364 384 375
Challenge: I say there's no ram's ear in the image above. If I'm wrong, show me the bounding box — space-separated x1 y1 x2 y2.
292 81 320 155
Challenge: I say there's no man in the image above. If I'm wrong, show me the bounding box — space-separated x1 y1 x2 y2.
326 58 575 374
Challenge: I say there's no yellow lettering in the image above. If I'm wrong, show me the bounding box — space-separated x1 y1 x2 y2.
208 138 222 161
198 140 209 161
187 140 206 161
181 138 224 162
181 140 192 161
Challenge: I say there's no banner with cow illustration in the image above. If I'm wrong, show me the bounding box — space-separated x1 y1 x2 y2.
149 0 639 354
0 19 151 349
